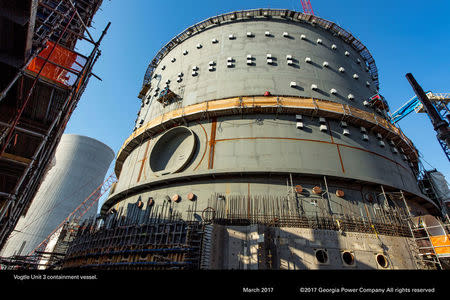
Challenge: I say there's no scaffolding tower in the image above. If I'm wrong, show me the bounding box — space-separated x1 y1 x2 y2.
0 0 109 251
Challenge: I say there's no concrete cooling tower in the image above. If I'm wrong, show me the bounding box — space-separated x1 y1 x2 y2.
0 134 114 258
61 9 446 270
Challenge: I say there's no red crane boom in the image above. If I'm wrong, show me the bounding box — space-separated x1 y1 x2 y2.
300 0 314 15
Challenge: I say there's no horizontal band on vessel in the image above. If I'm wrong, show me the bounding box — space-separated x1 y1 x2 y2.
114 96 418 177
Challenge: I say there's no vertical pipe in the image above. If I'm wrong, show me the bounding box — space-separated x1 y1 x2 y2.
323 176 333 216
247 183 250 220
400 190 412 218
289 173 295 216
208 118 217 169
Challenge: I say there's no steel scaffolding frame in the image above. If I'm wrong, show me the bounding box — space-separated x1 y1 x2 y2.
0 0 109 251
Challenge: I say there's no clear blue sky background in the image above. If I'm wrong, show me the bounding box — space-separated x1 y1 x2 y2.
65 0 450 201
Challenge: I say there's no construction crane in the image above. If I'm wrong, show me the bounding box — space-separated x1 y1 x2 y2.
390 92 450 124
390 73 450 161
300 0 314 15
27 172 117 258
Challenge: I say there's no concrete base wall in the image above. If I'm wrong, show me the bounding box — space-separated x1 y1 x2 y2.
205 225 417 270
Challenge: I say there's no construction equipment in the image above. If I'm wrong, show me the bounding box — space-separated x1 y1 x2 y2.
391 91 432 124
391 92 450 124
300 0 314 15
404 73 450 162
389 75 450 161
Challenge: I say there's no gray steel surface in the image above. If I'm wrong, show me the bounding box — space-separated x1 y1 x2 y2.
103 9 436 240
138 18 379 126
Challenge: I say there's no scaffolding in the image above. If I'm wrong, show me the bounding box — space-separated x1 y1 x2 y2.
391 190 450 270
0 0 109 251
61 201 205 270
3 174 446 270
28 173 117 258
199 193 411 238
0 172 116 270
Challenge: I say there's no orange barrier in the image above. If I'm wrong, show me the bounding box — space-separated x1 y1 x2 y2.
27 41 86 87
430 235 450 256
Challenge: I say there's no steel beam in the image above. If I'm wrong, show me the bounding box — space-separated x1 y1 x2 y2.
0 121 45 139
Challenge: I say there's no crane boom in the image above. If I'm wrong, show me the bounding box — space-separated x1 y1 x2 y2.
300 0 314 15
390 91 432 124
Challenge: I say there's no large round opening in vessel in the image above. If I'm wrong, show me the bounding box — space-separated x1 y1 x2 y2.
315 249 328 264
342 251 355 266
376 254 389 268
149 126 196 175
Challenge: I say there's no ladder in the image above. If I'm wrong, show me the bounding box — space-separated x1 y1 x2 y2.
199 224 213 269
397 190 442 269
406 219 443 269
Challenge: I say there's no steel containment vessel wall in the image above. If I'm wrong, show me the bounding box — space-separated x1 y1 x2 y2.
0 134 114 257
105 9 438 215
63 9 443 270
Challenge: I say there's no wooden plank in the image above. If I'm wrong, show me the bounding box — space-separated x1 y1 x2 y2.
0 152 32 165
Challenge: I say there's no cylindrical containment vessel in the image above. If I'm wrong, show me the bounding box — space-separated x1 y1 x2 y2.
64 9 443 270
0 134 114 257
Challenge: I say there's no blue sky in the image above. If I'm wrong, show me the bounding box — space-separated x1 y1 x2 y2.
66 0 450 188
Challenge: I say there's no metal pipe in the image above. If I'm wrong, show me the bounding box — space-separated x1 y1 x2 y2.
323 176 333 215
0 154 29 166
59 21 110 118
405 73 450 149
38 2 96 44
406 73 445 129
66 0 95 44
0 121 45 138
35 54 82 75
400 190 412 218
35 0 66 38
